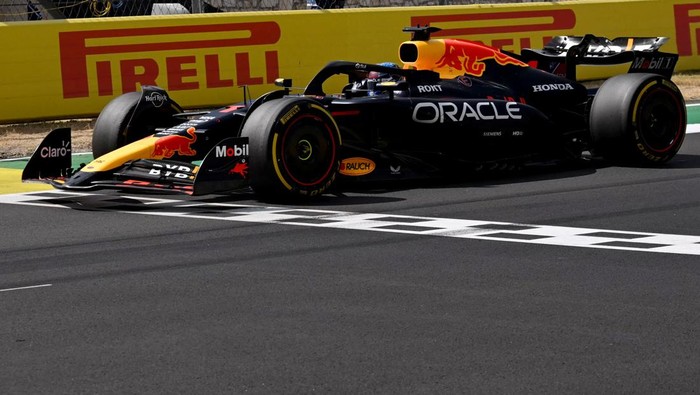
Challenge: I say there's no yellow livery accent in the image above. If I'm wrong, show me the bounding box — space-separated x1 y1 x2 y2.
81 136 160 173
399 38 527 79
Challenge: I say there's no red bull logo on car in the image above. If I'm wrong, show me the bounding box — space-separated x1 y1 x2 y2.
152 127 197 158
435 39 528 77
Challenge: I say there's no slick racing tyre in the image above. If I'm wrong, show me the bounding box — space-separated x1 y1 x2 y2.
240 97 341 199
92 91 180 158
589 73 686 165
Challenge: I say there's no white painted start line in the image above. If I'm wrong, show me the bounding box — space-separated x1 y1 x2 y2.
1 191 700 256
0 284 52 293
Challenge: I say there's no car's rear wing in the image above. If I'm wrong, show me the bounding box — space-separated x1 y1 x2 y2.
519 34 678 80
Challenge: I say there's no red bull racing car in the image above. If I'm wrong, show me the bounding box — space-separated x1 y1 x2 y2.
23 26 686 199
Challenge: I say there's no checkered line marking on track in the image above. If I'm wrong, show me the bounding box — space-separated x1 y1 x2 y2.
2 191 700 256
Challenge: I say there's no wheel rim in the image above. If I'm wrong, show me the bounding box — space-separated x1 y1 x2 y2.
637 88 684 153
296 139 313 161
279 114 337 187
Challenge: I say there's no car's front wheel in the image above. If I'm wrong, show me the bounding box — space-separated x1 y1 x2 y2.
240 97 341 199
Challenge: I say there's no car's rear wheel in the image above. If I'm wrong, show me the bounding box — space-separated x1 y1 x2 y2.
92 91 180 158
589 73 686 165
240 97 341 199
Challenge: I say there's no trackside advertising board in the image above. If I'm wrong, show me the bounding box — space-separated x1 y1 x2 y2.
1 0 699 123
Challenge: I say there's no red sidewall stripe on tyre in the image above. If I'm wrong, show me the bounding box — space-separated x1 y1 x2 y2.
635 86 685 154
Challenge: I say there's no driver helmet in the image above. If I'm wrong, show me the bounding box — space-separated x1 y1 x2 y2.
352 62 401 95
368 62 401 81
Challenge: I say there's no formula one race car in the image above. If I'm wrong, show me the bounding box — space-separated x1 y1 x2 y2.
23 25 686 199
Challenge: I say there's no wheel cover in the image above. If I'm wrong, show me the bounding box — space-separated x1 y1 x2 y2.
279 114 337 187
637 88 683 153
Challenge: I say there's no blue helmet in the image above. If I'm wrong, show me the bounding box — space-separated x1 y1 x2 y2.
368 62 400 81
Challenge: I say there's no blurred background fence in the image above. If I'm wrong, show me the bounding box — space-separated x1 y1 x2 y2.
1 0 541 20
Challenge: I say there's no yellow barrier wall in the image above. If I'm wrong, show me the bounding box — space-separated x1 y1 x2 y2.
1 0 699 123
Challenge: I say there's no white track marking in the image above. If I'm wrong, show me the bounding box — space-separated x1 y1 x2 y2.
686 104 700 133
0 284 52 293
1 191 700 256
686 124 700 134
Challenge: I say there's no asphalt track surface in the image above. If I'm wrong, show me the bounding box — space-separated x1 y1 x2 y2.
1 134 700 393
